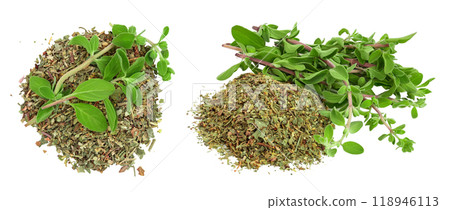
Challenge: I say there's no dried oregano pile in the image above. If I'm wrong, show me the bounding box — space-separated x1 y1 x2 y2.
19 24 173 174
193 73 331 171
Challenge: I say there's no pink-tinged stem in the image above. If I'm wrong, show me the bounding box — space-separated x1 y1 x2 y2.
344 43 390 49
372 105 394 134
345 58 375 68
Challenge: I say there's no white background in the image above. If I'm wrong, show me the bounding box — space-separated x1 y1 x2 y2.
0 0 449 209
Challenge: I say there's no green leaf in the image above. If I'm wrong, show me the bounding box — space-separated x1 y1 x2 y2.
382 52 394 74
342 141 364 154
338 28 349 36
68 36 91 54
70 103 107 132
331 107 345 126
145 50 154 65
300 70 327 84
95 56 112 75
128 26 136 34
325 148 337 157
323 91 345 103
283 39 301 53
273 59 305 71
89 35 99 55
112 24 128 36
136 35 146 45
329 65 348 81
311 48 338 59
104 98 117 132
378 134 389 141
349 121 363 134
217 63 241 81
103 52 122 81
71 79 115 102
36 102 54 123
157 60 168 76
385 32 416 43
368 49 382 63
127 57 145 76
116 48 130 72
411 106 418 119
324 124 333 141
112 32 135 49
159 26 169 42
29 76 55 99
418 77 434 88
360 100 372 109
231 25 265 49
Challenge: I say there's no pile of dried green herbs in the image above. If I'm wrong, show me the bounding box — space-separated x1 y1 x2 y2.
216 24 433 158
19 24 173 174
193 73 331 171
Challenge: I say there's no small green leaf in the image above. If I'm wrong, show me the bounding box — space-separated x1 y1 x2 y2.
368 49 382 63
36 102 54 123
29 76 55 99
338 28 349 36
325 148 337 157
104 98 118 132
300 70 328 84
378 134 389 141
342 141 364 154
128 26 136 35
136 35 146 45
411 106 418 119
331 108 345 126
378 98 392 108
349 121 363 134
324 124 333 141
116 48 130 72
322 91 345 103
329 65 348 81
231 25 265 49
145 50 154 65
112 32 135 49
418 77 434 88
382 52 394 74
385 32 416 43
89 35 99 55
127 57 145 76
71 79 115 102
283 39 301 53
112 24 128 36
157 60 168 76
68 36 91 54
360 100 372 109
95 56 112 75
217 63 241 81
159 26 169 42
103 52 122 81
70 103 107 132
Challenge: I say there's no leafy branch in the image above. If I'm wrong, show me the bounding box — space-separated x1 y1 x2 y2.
219 23 433 156
28 24 174 133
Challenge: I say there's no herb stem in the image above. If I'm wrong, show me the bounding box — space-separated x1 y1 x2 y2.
41 96 76 109
235 53 296 75
146 38 163 59
344 58 375 68
372 104 394 134
53 43 114 94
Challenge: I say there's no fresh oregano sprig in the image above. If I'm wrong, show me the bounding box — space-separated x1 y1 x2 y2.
220 23 433 157
28 24 174 133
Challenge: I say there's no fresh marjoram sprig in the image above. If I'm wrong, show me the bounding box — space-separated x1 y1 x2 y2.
28 24 174 133
219 24 433 156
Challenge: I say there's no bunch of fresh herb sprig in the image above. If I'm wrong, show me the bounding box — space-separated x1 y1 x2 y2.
220 24 433 157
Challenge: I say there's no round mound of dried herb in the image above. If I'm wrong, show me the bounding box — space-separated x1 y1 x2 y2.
193 73 331 171
19 24 174 174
